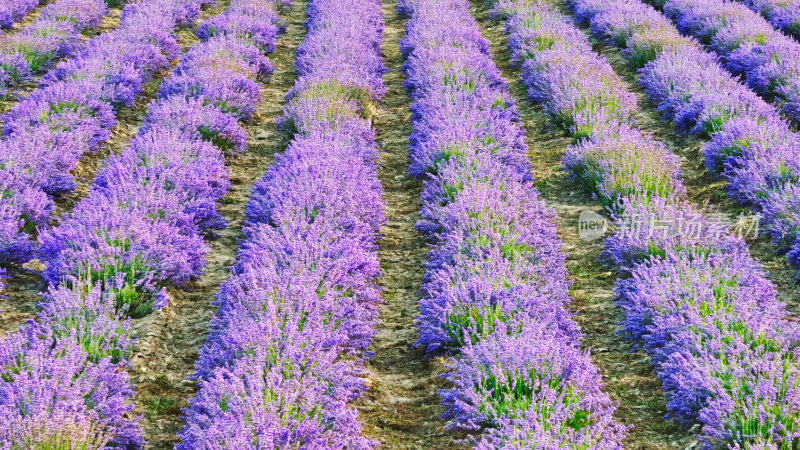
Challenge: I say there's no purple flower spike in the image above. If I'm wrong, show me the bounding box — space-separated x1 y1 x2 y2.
0 0 38 29
196 0 284 52
564 0 800 277
442 321 626 448
0 323 142 449
0 0 109 95
180 0 383 446
402 0 627 445
4 80 117 154
143 96 248 154
159 37 274 120
489 0 800 444
0 0 212 266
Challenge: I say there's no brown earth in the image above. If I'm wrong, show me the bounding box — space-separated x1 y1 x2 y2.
353 1 463 448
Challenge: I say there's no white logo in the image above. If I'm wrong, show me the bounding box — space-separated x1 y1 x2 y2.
578 210 608 242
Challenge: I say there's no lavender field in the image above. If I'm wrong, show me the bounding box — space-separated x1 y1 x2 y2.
0 0 799 448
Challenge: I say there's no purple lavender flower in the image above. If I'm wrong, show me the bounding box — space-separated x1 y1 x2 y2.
142 96 248 154
4 79 117 155
38 282 133 364
244 130 383 233
0 0 38 29
180 345 375 449
196 0 284 52
0 126 83 196
656 0 800 123
568 0 800 277
403 0 626 444
415 153 575 352
179 0 384 446
615 246 800 446
442 322 626 448
0 0 109 95
0 0 207 267
0 133 58 262
43 40 164 107
501 1 638 137
39 0 108 30
564 126 685 208
38 189 207 316
94 127 231 230
0 19 79 81
158 37 272 120
494 0 800 446
0 323 142 448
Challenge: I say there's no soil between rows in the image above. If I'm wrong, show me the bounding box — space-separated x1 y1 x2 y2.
353 1 461 448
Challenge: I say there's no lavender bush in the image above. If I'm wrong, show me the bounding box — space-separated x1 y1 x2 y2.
40 0 283 316
566 0 800 278
0 0 110 96
0 0 204 268
196 0 285 52
1 0 289 446
401 0 627 445
140 96 249 154
491 0 800 446
442 322 625 448
0 0 39 29
649 0 800 123
179 0 386 446
0 299 141 448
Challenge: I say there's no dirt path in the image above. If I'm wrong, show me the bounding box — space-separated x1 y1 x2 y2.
0 0 233 340
353 1 457 448
468 3 694 448
127 3 308 447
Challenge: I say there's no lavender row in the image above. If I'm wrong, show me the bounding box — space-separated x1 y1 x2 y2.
178 0 386 446
571 0 800 276
646 0 800 122
399 0 627 446
0 0 40 29
0 283 142 447
0 0 111 97
490 0 800 446
0 1 284 446
0 0 211 267
740 0 800 39
41 0 283 317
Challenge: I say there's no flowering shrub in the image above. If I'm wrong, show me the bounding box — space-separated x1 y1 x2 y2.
0 0 203 264
0 0 110 96
492 0 800 446
567 0 800 279
0 0 39 29
401 0 627 446
1 0 287 446
179 0 385 447
652 0 800 123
